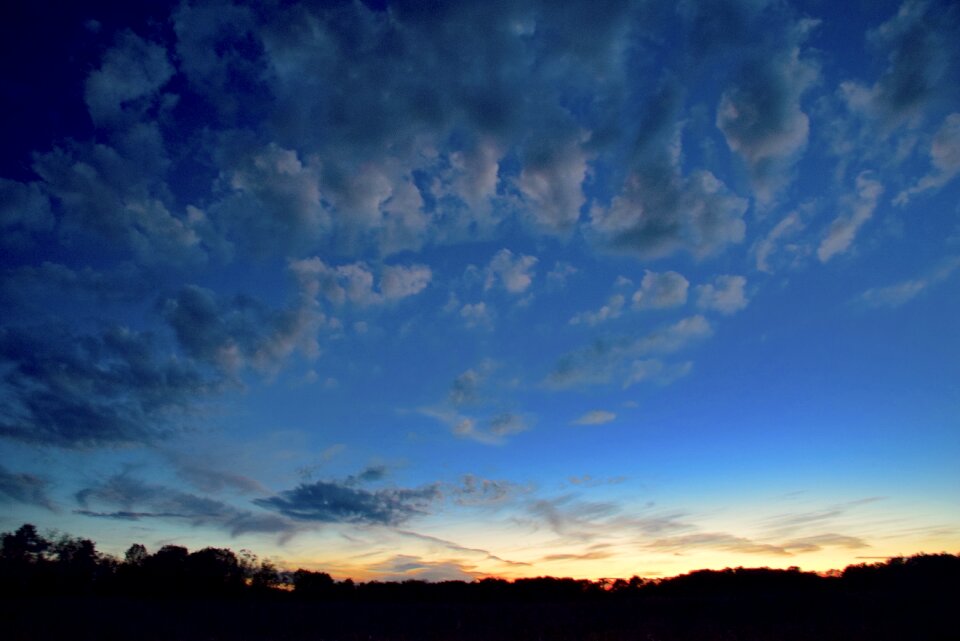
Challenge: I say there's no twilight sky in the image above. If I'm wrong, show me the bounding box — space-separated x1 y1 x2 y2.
1 0 958 581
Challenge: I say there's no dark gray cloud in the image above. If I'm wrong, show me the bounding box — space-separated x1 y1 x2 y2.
0 325 215 448
453 474 531 507
254 479 441 526
0 464 54 510
75 472 293 537
547 315 711 389
0 178 54 251
590 165 748 259
163 283 323 375
1 263 150 319
716 39 818 202
842 0 960 128
84 30 174 125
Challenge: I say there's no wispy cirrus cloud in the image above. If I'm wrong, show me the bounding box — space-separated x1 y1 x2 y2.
855 257 959 308
0 464 54 511
547 315 711 389
75 472 294 537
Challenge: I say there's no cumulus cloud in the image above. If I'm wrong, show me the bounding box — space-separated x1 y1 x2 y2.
591 168 748 259
569 294 625 326
290 258 431 306
0 325 215 448
449 360 498 406
0 179 54 250
717 42 818 203
460 302 494 329
32 133 206 265
895 112 960 203
632 270 689 310
0 465 54 510
518 135 589 232
163 284 323 376
84 31 174 125
253 479 441 526
485 249 538 294
76 472 293 536
818 172 884 262
214 143 328 255
696 275 749 314
572 410 617 426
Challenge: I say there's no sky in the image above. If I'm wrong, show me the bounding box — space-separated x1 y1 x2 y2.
1 0 958 582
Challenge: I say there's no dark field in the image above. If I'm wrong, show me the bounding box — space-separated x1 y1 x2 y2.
2 524 957 640
2 589 956 641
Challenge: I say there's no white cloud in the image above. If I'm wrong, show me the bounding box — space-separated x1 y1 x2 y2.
485 249 538 294
755 211 806 273
623 359 693 388
570 294 625 326
632 270 689 309
895 113 960 204
572 410 616 426
818 172 884 262
380 264 433 300
696 275 749 315
460 302 493 329
290 258 432 306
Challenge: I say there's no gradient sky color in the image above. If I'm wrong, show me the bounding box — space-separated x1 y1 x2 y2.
1 0 959 581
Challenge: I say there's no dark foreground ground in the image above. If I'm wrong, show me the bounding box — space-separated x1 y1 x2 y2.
2 591 956 641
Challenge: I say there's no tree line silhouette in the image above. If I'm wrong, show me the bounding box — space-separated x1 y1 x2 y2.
2 523 957 640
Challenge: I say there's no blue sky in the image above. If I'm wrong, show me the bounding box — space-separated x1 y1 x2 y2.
1 0 958 580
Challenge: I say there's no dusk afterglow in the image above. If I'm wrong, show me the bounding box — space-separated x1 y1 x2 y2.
1 0 958 582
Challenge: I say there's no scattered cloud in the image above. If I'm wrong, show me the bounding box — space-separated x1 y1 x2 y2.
290 258 431 306
0 465 54 510
857 257 960 307
485 249 538 294
632 270 689 310
755 210 806 273
453 475 531 507
548 316 711 389
75 472 293 537
895 113 960 203
572 410 617 426
623 359 693 389
570 294 625 326
840 0 960 129
0 325 215 448
818 172 884 262
254 479 441 526
696 275 749 315
717 31 819 203
163 284 324 376
84 31 174 125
